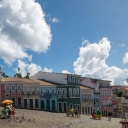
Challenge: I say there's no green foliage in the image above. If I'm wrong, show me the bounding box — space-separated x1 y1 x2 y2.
25 72 30 79
116 91 122 97
14 68 22 78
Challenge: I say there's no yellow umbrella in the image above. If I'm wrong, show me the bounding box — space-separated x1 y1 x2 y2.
2 99 13 105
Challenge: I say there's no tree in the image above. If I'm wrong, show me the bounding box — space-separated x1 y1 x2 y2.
25 72 30 79
116 91 122 97
14 68 22 78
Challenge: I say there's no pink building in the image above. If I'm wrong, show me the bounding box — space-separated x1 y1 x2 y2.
0 78 23 107
100 88 113 116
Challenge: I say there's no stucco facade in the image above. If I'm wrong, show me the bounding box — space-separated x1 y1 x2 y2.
80 86 94 115
0 78 23 107
22 79 40 109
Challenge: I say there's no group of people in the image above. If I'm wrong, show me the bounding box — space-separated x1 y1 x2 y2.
92 109 112 121
66 106 80 118
0 104 15 119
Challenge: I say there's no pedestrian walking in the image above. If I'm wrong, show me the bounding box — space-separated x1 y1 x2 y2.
108 111 112 121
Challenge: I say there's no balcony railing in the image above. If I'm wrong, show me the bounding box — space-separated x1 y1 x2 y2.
81 99 93 102
4 90 22 94
101 104 113 108
99 86 112 89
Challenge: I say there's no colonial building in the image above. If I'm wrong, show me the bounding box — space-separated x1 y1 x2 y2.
99 80 113 117
0 78 23 107
30 72 81 112
22 79 40 109
80 77 101 111
112 94 118 118
34 79 58 112
80 85 94 115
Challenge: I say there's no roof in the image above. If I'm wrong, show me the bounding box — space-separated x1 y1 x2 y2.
80 76 111 82
80 85 94 90
0 77 22 82
32 79 58 86
21 78 39 84
31 71 81 78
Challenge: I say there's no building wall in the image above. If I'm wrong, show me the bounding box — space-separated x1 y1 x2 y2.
80 88 94 115
40 86 57 111
1 82 23 107
94 93 100 110
57 85 80 112
23 83 40 109
23 95 40 109
100 88 113 116
31 72 67 85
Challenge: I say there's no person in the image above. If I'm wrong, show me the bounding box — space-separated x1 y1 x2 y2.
66 106 70 117
11 104 15 120
74 108 78 118
70 107 74 117
92 109 96 119
1 105 8 119
6 104 12 118
108 111 112 121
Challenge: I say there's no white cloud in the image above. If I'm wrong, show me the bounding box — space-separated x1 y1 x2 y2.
62 70 70 74
51 18 59 23
43 67 53 72
123 52 128 64
15 60 52 77
74 37 128 85
0 0 52 65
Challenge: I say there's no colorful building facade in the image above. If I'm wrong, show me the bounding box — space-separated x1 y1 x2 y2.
0 78 23 107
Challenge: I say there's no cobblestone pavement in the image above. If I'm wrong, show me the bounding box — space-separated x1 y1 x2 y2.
0 109 122 128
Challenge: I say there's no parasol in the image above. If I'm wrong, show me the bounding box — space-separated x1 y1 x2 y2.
1 99 13 105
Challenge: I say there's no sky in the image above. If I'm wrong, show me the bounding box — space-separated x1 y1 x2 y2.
0 0 128 85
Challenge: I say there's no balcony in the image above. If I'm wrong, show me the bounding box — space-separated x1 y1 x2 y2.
101 104 113 108
99 86 112 89
113 108 118 112
94 102 100 105
23 91 27 95
40 93 45 96
4 90 11 93
52 93 56 96
34 91 39 95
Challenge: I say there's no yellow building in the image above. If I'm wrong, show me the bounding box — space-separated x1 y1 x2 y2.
22 79 40 109
80 86 94 115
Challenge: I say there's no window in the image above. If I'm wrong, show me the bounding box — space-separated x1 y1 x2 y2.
84 94 86 99
90 94 91 99
29 87 32 91
12 86 15 90
5 85 9 90
35 99 39 108
82 94 83 99
69 88 72 96
76 78 78 83
62 88 66 96
57 88 61 95
52 88 55 94
46 88 50 93
41 88 44 94
72 77 75 83
17 85 21 90
73 88 76 96
76 88 79 96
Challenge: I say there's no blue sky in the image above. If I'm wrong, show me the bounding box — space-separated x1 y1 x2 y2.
0 0 128 85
